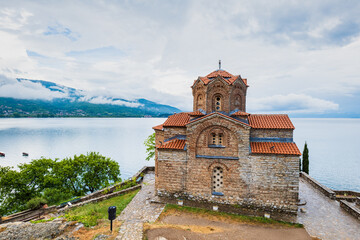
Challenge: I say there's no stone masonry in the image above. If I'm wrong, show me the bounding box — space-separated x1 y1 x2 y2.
153 68 301 215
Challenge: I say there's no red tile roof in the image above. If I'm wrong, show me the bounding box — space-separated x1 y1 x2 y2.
194 70 248 87
248 114 295 129
152 124 163 130
188 112 250 127
230 111 250 117
189 111 205 116
157 139 186 150
163 112 190 127
251 142 301 156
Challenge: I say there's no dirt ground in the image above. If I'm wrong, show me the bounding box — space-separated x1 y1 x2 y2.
145 210 314 240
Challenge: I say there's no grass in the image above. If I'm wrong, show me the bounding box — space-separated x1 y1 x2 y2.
163 204 303 228
64 189 139 227
31 217 57 224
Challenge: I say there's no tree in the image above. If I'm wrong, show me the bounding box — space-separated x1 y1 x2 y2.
0 152 121 216
144 133 156 161
302 142 309 174
53 152 121 195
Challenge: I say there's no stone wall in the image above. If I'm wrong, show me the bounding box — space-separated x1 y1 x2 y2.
154 129 164 146
156 149 187 193
195 125 239 158
340 200 360 221
250 129 293 138
163 127 187 140
205 78 231 113
249 154 299 212
156 111 299 214
229 80 247 112
300 172 336 199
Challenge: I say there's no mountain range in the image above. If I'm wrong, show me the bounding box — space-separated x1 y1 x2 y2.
0 79 181 118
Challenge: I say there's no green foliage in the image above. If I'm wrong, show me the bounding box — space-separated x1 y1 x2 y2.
26 197 47 210
144 133 155 161
43 188 73 206
64 189 139 227
115 177 138 192
302 142 309 174
0 152 121 216
31 217 56 224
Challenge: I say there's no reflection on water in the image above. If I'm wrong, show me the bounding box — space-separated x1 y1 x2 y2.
0 118 164 179
0 118 359 191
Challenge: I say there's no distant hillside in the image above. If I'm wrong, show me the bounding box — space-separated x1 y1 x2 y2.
0 79 181 118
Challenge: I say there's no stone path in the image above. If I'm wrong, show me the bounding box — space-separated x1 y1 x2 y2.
116 172 165 240
298 178 360 240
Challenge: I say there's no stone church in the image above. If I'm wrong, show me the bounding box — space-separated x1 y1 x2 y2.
152 66 301 215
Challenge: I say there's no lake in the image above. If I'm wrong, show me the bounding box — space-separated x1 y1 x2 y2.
0 118 359 192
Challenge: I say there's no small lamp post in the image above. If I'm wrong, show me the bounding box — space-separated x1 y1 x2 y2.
108 206 117 232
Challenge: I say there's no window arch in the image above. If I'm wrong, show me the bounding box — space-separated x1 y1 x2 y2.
208 128 225 146
212 94 223 112
234 94 242 109
212 167 223 193
197 94 204 110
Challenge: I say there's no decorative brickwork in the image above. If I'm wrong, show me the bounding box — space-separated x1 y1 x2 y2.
154 67 300 216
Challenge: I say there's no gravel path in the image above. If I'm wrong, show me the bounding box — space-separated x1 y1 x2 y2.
298 178 360 240
116 172 165 240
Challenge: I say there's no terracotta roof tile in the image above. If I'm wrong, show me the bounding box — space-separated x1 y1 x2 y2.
251 142 301 156
189 111 205 116
248 114 295 129
157 139 186 150
163 112 190 127
152 124 163 130
206 69 234 78
188 112 250 127
230 111 250 117
194 70 248 87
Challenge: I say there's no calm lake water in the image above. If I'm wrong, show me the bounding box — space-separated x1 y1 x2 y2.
0 118 359 192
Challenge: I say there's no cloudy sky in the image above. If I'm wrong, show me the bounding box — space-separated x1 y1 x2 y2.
0 0 359 116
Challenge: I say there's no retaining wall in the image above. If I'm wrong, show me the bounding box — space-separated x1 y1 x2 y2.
340 200 360 221
300 172 336 200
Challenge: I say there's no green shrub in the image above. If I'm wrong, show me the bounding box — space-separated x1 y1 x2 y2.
43 188 73 206
115 178 137 192
26 197 47 210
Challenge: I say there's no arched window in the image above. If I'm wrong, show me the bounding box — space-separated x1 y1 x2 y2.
209 133 224 146
212 167 223 193
215 96 221 111
208 129 226 147
197 94 204 109
234 94 242 110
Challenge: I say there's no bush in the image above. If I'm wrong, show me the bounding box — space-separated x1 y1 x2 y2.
43 188 73 206
26 197 47 210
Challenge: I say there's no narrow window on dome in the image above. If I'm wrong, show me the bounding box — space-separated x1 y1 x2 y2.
215 96 221 111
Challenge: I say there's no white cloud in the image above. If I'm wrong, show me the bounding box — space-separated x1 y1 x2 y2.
248 93 339 114
84 96 143 108
0 75 67 100
0 0 359 114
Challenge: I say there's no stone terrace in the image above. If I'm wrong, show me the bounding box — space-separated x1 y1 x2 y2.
114 172 360 240
116 172 165 240
298 178 360 240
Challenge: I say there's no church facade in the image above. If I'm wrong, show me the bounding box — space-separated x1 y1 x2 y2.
152 68 301 215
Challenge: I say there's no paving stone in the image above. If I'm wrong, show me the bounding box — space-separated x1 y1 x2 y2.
298 178 360 240
116 173 165 240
